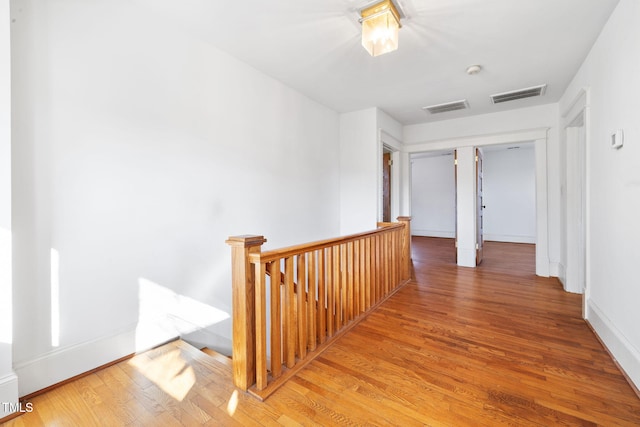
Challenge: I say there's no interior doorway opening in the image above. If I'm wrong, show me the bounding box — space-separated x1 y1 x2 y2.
409 150 457 263
562 111 587 297
382 149 392 222
409 140 538 270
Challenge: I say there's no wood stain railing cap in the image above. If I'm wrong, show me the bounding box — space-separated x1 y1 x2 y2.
226 235 267 247
250 223 404 263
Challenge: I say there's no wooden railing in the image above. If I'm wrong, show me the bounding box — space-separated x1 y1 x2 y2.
226 217 411 400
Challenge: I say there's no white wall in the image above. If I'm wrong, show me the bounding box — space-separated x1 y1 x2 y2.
1 0 18 417
410 154 455 238
340 108 378 234
340 107 404 235
483 146 536 243
559 0 640 389
11 0 340 396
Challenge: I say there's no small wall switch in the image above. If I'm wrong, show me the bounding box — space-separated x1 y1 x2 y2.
611 129 624 149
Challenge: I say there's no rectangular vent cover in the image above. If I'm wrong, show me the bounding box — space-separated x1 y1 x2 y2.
490 84 547 104
422 99 469 114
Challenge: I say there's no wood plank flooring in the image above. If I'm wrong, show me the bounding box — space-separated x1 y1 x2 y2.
4 237 640 426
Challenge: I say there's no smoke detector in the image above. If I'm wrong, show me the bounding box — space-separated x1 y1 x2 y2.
466 65 482 75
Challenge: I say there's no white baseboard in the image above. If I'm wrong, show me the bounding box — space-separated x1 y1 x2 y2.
182 327 233 356
13 310 229 397
412 229 455 239
553 262 565 284
484 233 535 244
0 372 19 418
14 326 179 397
549 261 564 284
586 299 640 392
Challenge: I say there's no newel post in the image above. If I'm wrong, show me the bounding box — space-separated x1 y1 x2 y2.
226 235 267 390
397 216 412 281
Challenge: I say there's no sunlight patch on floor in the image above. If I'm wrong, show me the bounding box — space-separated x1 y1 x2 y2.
129 348 195 401
226 389 239 416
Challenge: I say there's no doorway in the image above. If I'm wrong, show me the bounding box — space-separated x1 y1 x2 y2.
382 151 392 222
475 148 484 265
563 112 587 296
406 128 548 275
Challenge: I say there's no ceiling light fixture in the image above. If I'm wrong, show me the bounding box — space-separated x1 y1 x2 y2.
359 0 402 57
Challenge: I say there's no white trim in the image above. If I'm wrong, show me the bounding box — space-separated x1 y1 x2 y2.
0 372 18 418
561 88 588 119
380 129 402 151
14 326 178 396
379 129 404 222
561 88 590 303
457 248 476 268
534 138 550 277
587 300 640 391
484 234 535 244
405 128 548 152
551 261 563 280
412 229 455 238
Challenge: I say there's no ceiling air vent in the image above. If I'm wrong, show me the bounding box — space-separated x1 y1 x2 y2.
422 99 469 114
490 84 547 104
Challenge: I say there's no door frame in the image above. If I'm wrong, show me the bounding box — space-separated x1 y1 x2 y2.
561 88 590 309
378 130 402 222
475 148 484 265
404 128 550 276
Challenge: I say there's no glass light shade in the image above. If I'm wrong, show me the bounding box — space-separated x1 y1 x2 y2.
361 11 400 56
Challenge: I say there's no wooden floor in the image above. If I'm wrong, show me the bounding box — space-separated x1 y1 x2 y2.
4 237 640 426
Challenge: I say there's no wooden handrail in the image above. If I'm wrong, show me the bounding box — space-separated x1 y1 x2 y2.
252 222 404 263
227 217 412 400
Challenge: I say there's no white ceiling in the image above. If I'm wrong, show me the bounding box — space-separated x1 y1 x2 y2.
140 0 619 125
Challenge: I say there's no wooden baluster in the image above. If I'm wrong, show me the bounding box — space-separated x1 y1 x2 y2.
382 232 389 296
333 245 341 330
390 231 395 290
226 235 266 391
326 247 334 337
381 233 385 298
340 243 347 327
388 230 392 289
318 248 326 344
396 229 404 285
359 238 366 313
375 233 381 302
365 236 371 310
308 251 317 351
391 229 398 289
297 253 307 359
384 233 393 296
254 261 268 390
340 252 343 325
398 216 412 281
346 241 354 323
269 261 282 379
397 227 402 284
396 228 401 285
353 239 360 317
284 257 295 368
